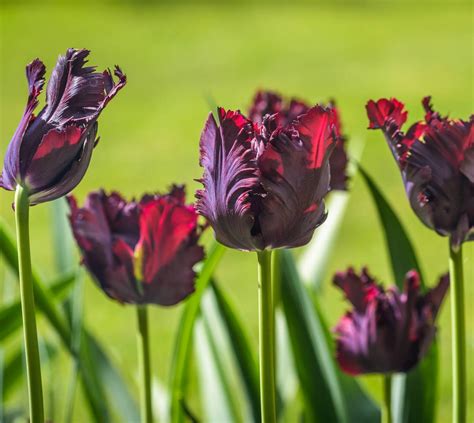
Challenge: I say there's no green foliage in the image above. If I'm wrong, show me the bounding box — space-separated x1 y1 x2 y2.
169 242 226 422
360 165 439 423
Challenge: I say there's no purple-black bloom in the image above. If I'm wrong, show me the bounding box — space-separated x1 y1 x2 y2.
68 186 204 306
366 97 474 249
196 105 338 251
333 267 449 375
248 90 349 191
0 49 126 205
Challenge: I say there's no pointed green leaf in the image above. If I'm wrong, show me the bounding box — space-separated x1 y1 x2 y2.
359 165 438 423
195 315 241 422
279 249 381 422
0 272 75 342
358 166 423 287
0 218 134 422
210 280 260 422
169 242 226 423
279 249 347 422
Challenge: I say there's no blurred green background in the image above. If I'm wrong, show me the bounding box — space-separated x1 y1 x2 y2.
0 1 472 422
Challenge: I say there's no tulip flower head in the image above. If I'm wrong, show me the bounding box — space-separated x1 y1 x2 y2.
248 90 349 191
0 49 126 205
196 104 338 251
68 186 204 306
366 97 473 249
333 267 449 375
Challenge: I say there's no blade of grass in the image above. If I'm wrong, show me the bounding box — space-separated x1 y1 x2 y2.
359 165 438 423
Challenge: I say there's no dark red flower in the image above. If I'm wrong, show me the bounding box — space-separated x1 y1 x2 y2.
0 49 126 205
196 104 337 251
68 186 204 306
248 90 349 191
333 267 449 375
366 97 474 249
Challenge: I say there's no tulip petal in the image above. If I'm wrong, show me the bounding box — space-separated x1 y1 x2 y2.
258 106 335 248
68 192 140 303
196 110 262 250
136 197 199 284
28 122 98 205
1 59 46 190
366 98 407 130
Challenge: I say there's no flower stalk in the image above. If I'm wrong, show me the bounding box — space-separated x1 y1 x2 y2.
136 305 153 423
15 185 44 422
257 250 276 423
449 241 466 423
383 375 392 423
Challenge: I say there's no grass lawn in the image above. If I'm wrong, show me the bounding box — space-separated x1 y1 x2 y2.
0 1 472 421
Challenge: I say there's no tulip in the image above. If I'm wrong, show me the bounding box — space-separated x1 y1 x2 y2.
69 186 203 423
366 97 472 422
0 49 126 204
197 103 338 422
68 186 204 305
333 267 448 375
366 97 473 249
0 49 125 423
248 90 349 190
197 105 338 251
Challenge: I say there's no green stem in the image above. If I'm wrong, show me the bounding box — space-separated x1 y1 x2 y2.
383 375 392 423
257 250 276 423
14 185 44 423
449 241 466 423
137 305 153 423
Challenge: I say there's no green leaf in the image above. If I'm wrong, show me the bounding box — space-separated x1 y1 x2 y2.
358 166 423 286
0 272 75 342
210 280 260 422
279 249 347 422
84 332 140 423
279 249 381 423
194 315 240 422
169 242 226 423
3 342 58 402
298 191 350 291
311 295 380 423
298 136 366 292
359 165 438 423
0 218 137 422
50 198 75 274
50 198 86 423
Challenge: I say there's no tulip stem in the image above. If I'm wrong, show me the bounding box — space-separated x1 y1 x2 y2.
14 185 44 423
383 375 392 423
257 250 276 423
449 241 466 423
136 305 153 423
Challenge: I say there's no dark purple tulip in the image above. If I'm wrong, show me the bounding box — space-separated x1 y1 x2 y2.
366 97 474 249
0 49 126 205
333 267 449 375
248 90 349 191
68 186 204 306
196 105 338 251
